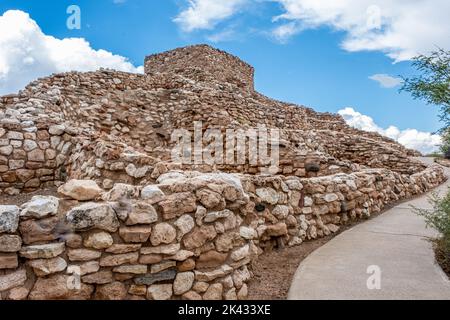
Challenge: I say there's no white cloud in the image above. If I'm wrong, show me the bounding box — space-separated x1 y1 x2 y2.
174 0 247 32
174 0 450 62
272 0 450 61
338 107 442 154
271 22 302 43
369 74 403 88
0 10 143 95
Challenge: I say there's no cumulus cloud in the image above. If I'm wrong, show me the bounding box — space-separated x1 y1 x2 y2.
174 0 450 62
369 74 403 88
0 10 143 95
338 107 441 154
174 0 247 32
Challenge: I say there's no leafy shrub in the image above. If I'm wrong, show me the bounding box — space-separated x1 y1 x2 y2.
415 191 450 275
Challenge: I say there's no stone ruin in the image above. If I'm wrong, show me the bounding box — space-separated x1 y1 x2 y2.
0 44 446 300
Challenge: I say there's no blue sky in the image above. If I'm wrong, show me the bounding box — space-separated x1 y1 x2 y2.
0 0 448 152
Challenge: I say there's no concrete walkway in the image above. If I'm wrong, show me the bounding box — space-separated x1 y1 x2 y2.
288 158 450 300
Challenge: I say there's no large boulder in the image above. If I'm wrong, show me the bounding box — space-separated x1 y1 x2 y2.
58 180 103 201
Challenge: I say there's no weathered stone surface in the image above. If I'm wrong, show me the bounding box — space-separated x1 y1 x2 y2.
158 192 197 219
105 244 141 254
215 233 237 252
64 234 83 248
231 245 249 262
151 261 176 273
29 275 94 300
239 226 257 240
264 223 288 237
19 216 59 244
174 214 195 240
197 250 228 269
0 205 20 233
82 271 114 284
73 261 100 276
58 179 102 201
166 250 194 262
193 281 209 293
182 291 202 300
0 235 22 252
272 205 290 219
103 183 139 201
0 253 18 269
140 243 180 255
173 272 194 295
20 242 65 259
126 202 158 225
129 284 147 296
134 269 177 285
141 185 165 204
100 252 139 267
204 209 233 223
84 232 114 250
20 196 59 219
8 287 30 300
195 265 234 282
150 223 176 246
66 202 119 232
224 288 237 300
147 284 173 300
178 258 196 272
113 264 147 274
196 189 222 209
183 225 217 250
28 257 67 276
237 283 248 300
139 254 163 265
256 188 279 205
94 282 127 300
67 249 102 262
203 283 223 300
0 269 27 291
119 225 152 243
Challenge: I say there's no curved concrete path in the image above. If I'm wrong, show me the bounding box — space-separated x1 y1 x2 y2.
288 158 450 300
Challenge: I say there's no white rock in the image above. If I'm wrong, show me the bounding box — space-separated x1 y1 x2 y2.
256 188 279 205
231 245 249 262
239 226 257 240
0 205 20 233
173 272 194 295
174 215 195 240
141 185 165 204
20 196 59 219
58 180 102 201
66 202 119 232
204 209 233 223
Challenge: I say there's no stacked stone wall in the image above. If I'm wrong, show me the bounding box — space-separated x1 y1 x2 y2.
0 164 445 300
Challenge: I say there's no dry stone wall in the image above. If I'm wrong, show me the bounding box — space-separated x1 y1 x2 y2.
0 164 445 300
0 121 73 196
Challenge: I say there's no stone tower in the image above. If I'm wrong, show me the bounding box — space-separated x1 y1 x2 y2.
144 44 255 91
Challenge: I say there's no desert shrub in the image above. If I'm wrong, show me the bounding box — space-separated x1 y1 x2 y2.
415 191 450 274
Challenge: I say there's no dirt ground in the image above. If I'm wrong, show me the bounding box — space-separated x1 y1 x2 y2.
247 235 333 300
